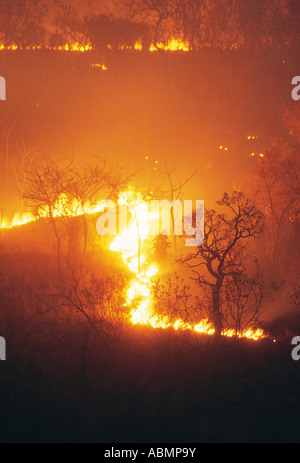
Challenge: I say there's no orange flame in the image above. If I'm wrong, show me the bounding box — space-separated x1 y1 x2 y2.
0 38 190 54
109 191 267 341
1 190 268 342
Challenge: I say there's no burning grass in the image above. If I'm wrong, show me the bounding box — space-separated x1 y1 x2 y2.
0 188 269 341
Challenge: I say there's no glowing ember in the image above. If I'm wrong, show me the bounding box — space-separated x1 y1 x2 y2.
91 64 108 71
134 41 143 51
150 39 190 52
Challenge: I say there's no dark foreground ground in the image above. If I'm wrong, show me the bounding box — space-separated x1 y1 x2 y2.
0 237 299 443
0 318 299 443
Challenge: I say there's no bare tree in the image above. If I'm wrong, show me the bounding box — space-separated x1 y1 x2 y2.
19 158 126 274
251 130 300 267
157 163 197 257
222 261 264 335
122 0 295 51
0 121 17 190
173 0 239 50
51 2 94 50
180 191 265 336
0 0 50 49
86 12 151 51
122 0 177 46
36 273 129 353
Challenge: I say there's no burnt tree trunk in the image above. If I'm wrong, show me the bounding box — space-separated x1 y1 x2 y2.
50 214 62 276
212 280 223 336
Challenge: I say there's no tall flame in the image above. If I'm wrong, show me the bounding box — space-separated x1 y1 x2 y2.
0 190 267 341
109 191 266 341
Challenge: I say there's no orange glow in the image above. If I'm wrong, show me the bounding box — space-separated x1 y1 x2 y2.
250 152 265 158
92 63 108 70
150 39 190 52
0 43 93 52
134 41 143 51
0 38 191 54
1 190 267 342
1 212 36 229
109 191 267 341
0 194 111 230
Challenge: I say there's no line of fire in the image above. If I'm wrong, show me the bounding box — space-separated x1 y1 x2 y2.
0 0 299 445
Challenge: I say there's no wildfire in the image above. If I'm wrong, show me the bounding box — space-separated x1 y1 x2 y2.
0 43 93 52
1 212 36 229
150 39 190 52
0 38 190 54
0 194 110 230
109 191 267 341
1 190 267 341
